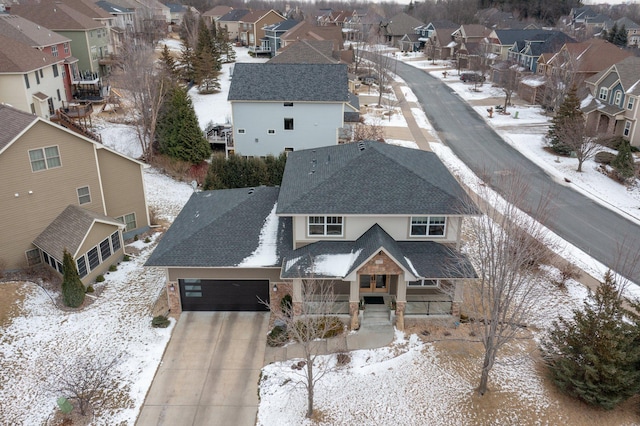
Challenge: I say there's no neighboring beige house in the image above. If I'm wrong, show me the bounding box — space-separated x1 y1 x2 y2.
280 21 344 51
146 141 478 331
582 56 640 148
202 5 233 27
217 9 250 42
0 104 150 284
379 12 424 48
238 9 285 51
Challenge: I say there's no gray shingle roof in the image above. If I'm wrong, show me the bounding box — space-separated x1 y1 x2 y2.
33 205 123 260
218 9 250 22
276 141 480 215
281 224 476 279
145 186 293 267
227 63 349 102
0 104 38 154
0 14 70 47
267 40 338 64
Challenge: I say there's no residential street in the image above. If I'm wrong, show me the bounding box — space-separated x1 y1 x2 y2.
393 59 640 284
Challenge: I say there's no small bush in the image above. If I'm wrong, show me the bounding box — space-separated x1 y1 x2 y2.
85 285 95 293
594 151 616 165
122 255 131 261
319 316 344 339
109 264 117 272
95 275 105 283
336 352 351 366
280 294 292 316
144 237 151 243
267 325 288 347
133 235 139 241
152 315 170 328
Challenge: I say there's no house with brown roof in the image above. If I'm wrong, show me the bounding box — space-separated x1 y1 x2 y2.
280 21 344 51
537 38 632 84
343 8 384 42
0 104 150 283
237 9 284 52
202 5 233 27
452 24 492 69
379 12 424 48
582 56 640 148
0 14 74 108
10 2 111 79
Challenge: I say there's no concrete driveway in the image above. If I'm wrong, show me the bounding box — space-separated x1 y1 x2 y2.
137 311 269 426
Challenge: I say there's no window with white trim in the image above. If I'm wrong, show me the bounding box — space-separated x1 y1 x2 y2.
53 64 59 77
614 91 622 106
410 216 446 237
598 87 608 101
87 247 100 270
111 231 121 252
624 120 632 137
408 279 437 286
238 128 245 134
29 146 61 172
99 238 112 261
628 97 635 110
24 74 30 89
77 256 88 278
77 186 91 204
308 216 343 236
52 45 58 57
268 129 275 134
64 43 69 54
116 213 137 232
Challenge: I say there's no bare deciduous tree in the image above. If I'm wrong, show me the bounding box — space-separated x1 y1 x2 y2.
115 41 171 161
54 355 121 416
353 117 384 142
501 62 521 113
552 114 601 172
462 171 556 395
265 277 342 418
368 45 396 107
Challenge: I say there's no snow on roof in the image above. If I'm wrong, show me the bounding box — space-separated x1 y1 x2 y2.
626 80 639 95
404 256 419 277
520 76 546 87
312 249 362 277
446 41 457 48
237 202 279 267
580 93 594 109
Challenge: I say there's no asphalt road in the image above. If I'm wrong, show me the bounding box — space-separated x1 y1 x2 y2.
393 59 640 284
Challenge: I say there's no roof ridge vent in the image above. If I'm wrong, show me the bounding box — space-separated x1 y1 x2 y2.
248 187 255 194
357 141 366 151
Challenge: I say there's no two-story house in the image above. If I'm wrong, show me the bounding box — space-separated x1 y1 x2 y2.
379 12 424 48
145 141 478 331
10 2 111 80
280 21 344 51
582 56 640 148
238 9 285 53
602 17 640 48
507 30 574 73
261 19 299 57
227 63 350 157
202 5 233 28
343 8 384 42
0 104 150 284
96 0 138 51
217 8 250 42
0 14 71 112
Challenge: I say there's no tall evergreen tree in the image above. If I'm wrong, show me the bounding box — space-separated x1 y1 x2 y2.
180 39 196 83
62 249 85 308
547 85 582 155
613 24 628 47
541 271 640 410
612 140 635 179
194 18 220 91
156 86 211 164
159 44 177 79
607 23 619 43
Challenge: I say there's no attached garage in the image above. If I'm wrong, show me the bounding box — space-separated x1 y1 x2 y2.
179 279 270 311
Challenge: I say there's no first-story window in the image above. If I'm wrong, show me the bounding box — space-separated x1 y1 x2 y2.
284 118 294 130
308 216 343 236
111 231 121 252
116 213 137 232
410 216 446 237
77 255 88 278
624 120 632 137
26 248 42 266
408 279 437 286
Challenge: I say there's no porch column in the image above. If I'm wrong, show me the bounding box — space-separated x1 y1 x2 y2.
166 279 181 318
395 274 407 331
292 278 302 317
608 117 617 135
349 280 360 330
451 280 464 318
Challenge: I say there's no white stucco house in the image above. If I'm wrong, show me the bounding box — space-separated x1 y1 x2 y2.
227 63 350 157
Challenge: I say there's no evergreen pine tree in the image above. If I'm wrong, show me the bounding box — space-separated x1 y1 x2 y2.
156 86 211 164
541 271 640 410
159 44 177 79
62 249 85 308
612 140 635 179
180 39 196 83
194 18 220 91
607 23 618 43
613 24 628 47
547 85 582 155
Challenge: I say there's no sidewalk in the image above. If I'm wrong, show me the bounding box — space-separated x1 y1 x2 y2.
390 81 433 151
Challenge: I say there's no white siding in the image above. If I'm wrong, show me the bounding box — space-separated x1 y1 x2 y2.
231 101 344 156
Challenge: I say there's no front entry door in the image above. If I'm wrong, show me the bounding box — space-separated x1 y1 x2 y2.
359 274 388 293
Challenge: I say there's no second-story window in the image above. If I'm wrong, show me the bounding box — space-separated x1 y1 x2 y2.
51 45 58 57
410 216 446 237
284 118 294 130
29 146 61 172
64 43 69 54
53 64 59 77
614 91 622 106
598 87 608 101
628 97 635 110
77 186 91 205
308 216 343 236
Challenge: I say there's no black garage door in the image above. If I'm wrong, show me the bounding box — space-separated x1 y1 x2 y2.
179 279 270 311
